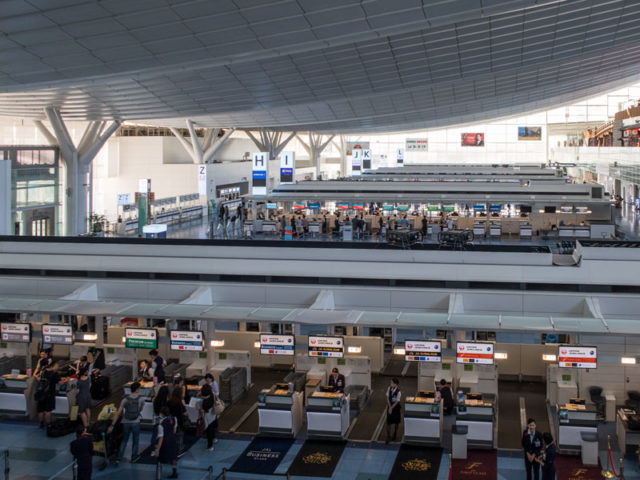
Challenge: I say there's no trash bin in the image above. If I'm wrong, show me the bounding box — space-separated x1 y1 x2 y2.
580 431 598 466
452 424 468 459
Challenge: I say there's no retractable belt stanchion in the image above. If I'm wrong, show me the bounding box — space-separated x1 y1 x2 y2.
602 434 624 479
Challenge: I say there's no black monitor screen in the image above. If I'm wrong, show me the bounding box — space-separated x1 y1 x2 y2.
544 206 556 213
520 205 532 213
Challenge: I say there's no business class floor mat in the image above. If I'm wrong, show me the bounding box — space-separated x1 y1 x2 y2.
287 440 346 477
451 449 497 480
556 455 602 480
228 436 294 475
387 445 441 480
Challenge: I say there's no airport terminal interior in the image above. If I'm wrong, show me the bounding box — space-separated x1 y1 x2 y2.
5 1 640 480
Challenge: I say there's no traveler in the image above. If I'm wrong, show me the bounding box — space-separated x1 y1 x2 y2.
199 373 219 397
522 418 543 480
385 378 402 443
34 350 52 378
108 381 146 464
153 407 179 478
36 360 61 429
198 383 218 451
168 385 188 453
149 350 166 383
536 432 556 480
138 360 153 381
77 370 91 428
70 425 94 480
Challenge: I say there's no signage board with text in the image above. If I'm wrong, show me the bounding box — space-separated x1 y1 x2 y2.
260 334 295 356
0 323 31 343
125 328 158 349
170 330 204 351
456 342 494 365
308 335 344 358
558 346 597 369
404 340 441 362
42 324 73 345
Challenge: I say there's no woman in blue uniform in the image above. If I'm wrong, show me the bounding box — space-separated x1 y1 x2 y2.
385 378 402 443
536 432 557 480
153 407 179 478
70 425 94 480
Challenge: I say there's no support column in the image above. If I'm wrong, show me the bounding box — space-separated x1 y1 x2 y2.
0 160 11 235
207 321 216 370
95 316 104 348
34 108 121 236
245 129 296 160
332 135 348 178
297 133 335 179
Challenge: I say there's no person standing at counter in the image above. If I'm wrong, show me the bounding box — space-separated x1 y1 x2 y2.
198 383 218 451
152 407 179 479
439 379 454 415
385 378 402 443
522 418 543 480
70 425 94 480
149 350 166 384
536 432 556 480
34 350 52 378
328 368 345 393
77 370 92 428
199 373 219 397
36 360 61 429
109 381 145 464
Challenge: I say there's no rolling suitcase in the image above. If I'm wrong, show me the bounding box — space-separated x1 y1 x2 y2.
47 418 77 438
90 376 110 400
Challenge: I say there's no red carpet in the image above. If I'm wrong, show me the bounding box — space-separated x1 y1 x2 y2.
451 450 497 479
556 455 602 480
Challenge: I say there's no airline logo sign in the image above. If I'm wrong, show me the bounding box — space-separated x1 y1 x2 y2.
456 342 494 365
252 152 269 195
308 335 344 358
280 151 295 183
1 323 30 343
558 346 597 368
42 324 73 345
170 330 204 352
125 328 158 349
260 334 295 356
362 149 371 170
405 340 441 362
352 149 362 176
397 148 404 165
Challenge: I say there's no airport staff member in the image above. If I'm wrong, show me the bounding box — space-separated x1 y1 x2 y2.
149 349 167 384
438 379 454 415
328 368 345 393
522 418 543 480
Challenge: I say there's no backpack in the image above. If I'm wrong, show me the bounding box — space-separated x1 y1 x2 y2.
123 396 141 421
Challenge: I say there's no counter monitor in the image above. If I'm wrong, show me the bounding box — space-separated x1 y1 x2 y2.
0 323 31 343
266 203 278 209
456 342 494 365
260 334 295 356
170 330 204 351
42 324 73 345
558 346 597 369
336 203 349 210
125 328 158 349
404 340 442 362
308 335 344 358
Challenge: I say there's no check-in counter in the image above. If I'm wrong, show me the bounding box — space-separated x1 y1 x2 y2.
258 385 303 437
556 403 597 452
489 222 501 237
616 409 640 450
404 393 442 445
124 380 155 397
0 373 69 416
473 222 486 237
305 378 321 406
262 221 276 234
309 222 322 237
306 390 350 440
455 399 494 448
558 226 590 238
520 223 532 237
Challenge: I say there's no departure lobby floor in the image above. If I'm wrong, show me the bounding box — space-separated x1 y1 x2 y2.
2 420 639 480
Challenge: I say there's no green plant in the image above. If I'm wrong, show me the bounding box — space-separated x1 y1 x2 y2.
90 213 106 233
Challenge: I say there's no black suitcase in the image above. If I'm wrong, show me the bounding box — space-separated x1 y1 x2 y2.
47 418 77 438
90 376 110 400
628 414 640 431
89 419 111 440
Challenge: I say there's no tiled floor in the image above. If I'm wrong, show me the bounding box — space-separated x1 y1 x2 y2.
2 421 639 480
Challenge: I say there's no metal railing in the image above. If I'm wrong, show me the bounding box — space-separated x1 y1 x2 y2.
1 449 8 480
46 461 76 480
214 468 290 480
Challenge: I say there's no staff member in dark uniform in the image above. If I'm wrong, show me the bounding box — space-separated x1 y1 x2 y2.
149 350 166 384
328 368 345 393
522 418 543 480
439 379 454 415
536 432 557 480
385 378 402 443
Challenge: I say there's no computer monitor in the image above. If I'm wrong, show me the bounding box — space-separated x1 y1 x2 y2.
569 398 585 405
418 390 435 398
276 383 289 390
466 393 482 401
320 385 335 393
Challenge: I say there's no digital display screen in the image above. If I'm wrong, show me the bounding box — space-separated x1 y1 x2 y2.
252 170 266 187
266 203 278 209
382 204 394 211
456 342 494 365
558 346 597 369
336 203 349 210
293 202 305 209
170 330 204 352
352 203 364 210
308 335 344 358
42 324 73 345
308 202 321 210
397 205 409 211
125 328 158 349
260 334 295 356
1 323 31 343
404 340 441 362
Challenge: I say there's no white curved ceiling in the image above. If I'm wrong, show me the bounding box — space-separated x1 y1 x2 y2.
0 0 639 132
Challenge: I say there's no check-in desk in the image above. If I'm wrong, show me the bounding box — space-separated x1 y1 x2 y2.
473 222 486 237
306 391 350 440
520 223 532 237
455 399 495 448
556 403 597 453
124 380 155 397
489 222 501 236
258 386 303 437
615 409 640 451
305 378 321 406
0 374 29 414
309 222 322 237
403 393 442 445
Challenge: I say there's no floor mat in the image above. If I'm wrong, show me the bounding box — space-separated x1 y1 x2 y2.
287 440 347 478
134 434 200 465
228 436 294 475
451 449 497 480
388 445 441 480
556 455 602 480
